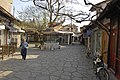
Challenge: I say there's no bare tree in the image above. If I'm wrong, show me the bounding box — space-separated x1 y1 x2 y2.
17 6 48 41
32 0 66 27
19 0 109 33
18 6 48 27
19 0 91 27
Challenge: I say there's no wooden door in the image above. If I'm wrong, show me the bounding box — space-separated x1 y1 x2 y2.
109 29 117 72
116 24 120 80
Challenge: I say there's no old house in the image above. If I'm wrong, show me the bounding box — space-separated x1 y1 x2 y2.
54 24 78 45
101 0 120 79
92 0 120 79
0 6 16 45
89 0 111 64
0 0 25 59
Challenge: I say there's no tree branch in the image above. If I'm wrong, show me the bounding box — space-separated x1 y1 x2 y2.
33 0 48 11
84 0 104 11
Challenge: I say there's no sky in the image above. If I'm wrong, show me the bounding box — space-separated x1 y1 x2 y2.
12 0 105 27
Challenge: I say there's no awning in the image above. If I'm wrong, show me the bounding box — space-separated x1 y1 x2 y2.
8 26 25 33
0 25 5 30
9 29 18 32
55 30 73 34
18 29 25 33
43 31 59 35
72 33 82 37
9 27 18 32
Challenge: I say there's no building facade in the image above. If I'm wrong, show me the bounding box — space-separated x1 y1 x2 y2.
0 0 13 12
89 0 110 64
92 0 120 79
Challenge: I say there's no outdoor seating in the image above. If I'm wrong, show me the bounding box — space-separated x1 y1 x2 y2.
44 42 60 50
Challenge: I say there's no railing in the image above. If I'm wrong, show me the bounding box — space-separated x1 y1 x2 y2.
0 43 17 59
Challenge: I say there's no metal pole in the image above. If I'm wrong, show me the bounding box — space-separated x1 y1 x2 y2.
71 12 72 31
13 6 15 16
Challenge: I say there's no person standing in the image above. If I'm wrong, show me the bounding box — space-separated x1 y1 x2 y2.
20 39 28 60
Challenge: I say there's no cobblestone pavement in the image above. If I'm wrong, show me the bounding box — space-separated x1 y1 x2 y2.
0 44 117 80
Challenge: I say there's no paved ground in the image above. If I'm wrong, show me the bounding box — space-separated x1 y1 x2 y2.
0 44 118 80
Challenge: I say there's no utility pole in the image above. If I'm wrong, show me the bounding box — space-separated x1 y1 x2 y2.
13 6 15 16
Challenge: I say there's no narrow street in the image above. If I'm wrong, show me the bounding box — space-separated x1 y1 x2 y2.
0 44 117 80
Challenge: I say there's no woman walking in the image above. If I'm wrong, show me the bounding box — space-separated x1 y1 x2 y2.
20 39 28 60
